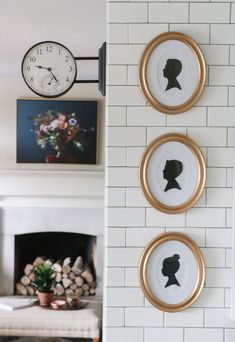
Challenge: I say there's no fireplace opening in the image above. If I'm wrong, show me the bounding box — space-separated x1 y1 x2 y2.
14 232 97 297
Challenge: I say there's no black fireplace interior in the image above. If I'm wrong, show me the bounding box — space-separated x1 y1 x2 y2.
14 232 96 293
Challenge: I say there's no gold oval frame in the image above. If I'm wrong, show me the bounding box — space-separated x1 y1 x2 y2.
139 32 206 114
139 232 205 312
140 133 206 214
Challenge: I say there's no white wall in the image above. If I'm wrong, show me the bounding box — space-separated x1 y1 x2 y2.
0 0 106 199
105 1 235 342
0 0 106 317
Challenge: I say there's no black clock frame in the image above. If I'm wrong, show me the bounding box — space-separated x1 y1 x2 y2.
21 41 106 98
21 41 77 99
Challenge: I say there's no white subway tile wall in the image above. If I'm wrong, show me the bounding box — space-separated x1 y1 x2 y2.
185 328 224 342
106 0 234 341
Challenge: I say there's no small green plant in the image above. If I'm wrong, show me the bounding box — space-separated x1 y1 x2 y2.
31 264 55 293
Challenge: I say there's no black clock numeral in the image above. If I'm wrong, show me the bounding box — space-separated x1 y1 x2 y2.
65 55 70 62
69 66 73 72
65 77 70 82
46 45 53 53
58 49 61 55
37 48 42 55
26 66 31 72
30 56 36 63
29 76 34 82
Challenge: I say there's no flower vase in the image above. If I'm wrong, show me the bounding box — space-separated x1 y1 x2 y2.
45 154 64 163
45 148 77 164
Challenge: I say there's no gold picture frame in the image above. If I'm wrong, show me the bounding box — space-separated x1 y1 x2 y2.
140 133 206 214
139 32 206 114
139 232 205 312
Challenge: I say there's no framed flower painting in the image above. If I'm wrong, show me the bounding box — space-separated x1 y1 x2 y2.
139 32 206 114
17 99 98 164
139 232 205 312
140 133 206 214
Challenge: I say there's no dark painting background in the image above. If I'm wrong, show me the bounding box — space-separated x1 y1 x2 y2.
17 99 97 164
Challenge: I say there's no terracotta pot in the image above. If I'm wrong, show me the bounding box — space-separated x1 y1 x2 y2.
38 292 54 307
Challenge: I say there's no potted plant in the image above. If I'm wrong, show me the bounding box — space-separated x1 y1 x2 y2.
31 263 55 307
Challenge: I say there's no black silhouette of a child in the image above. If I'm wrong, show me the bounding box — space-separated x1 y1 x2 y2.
163 59 182 91
162 254 180 288
163 160 183 192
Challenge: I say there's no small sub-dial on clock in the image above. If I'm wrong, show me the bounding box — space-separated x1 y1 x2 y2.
40 73 61 94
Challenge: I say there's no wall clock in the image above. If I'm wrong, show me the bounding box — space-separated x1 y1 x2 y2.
21 41 106 97
21 41 77 98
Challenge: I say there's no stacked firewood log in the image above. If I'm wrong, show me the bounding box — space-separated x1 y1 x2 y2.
16 256 96 297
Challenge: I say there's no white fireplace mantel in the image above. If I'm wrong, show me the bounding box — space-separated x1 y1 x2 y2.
0 206 104 296
0 170 104 199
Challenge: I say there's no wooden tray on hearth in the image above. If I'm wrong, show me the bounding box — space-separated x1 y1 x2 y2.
41 300 89 311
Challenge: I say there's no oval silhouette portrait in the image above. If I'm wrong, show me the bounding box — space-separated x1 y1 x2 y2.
140 133 206 214
139 32 206 114
139 232 205 312
163 159 183 192
162 254 181 288
163 59 182 91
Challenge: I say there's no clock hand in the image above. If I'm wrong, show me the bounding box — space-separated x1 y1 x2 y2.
49 71 60 85
35 65 51 71
36 66 56 74
36 65 60 85
47 74 60 87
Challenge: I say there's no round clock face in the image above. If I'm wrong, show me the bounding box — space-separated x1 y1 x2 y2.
21 41 77 98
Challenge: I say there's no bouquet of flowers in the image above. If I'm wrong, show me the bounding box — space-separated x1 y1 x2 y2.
30 110 94 158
